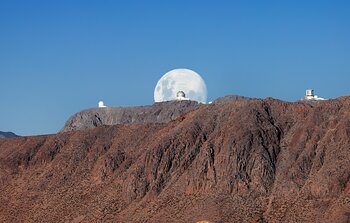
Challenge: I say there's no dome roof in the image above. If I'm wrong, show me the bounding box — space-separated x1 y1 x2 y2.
176 91 186 98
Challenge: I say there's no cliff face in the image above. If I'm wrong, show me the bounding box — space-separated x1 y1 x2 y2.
0 96 350 223
61 100 201 132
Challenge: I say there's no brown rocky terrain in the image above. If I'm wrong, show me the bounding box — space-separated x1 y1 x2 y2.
0 96 350 222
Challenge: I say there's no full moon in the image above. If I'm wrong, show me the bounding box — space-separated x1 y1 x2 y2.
154 69 207 103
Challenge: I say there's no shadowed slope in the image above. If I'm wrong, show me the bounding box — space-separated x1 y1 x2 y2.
62 100 201 132
0 131 18 138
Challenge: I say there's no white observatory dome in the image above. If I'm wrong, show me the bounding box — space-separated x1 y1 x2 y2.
176 91 188 101
98 101 107 108
177 91 185 98
303 89 326 101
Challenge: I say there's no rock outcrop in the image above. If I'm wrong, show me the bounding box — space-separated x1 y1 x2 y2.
0 96 349 222
61 100 201 132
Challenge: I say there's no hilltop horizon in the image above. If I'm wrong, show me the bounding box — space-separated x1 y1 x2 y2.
3 92 348 137
1 1 349 136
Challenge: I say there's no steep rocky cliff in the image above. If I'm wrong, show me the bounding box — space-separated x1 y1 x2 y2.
0 96 349 222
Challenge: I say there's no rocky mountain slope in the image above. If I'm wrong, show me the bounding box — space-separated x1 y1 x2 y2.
0 96 349 222
62 100 201 132
0 131 18 138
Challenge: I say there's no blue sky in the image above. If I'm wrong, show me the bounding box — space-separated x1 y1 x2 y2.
1 0 349 136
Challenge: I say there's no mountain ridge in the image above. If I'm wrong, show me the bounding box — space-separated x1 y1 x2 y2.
0 96 349 222
0 131 18 138
62 100 201 132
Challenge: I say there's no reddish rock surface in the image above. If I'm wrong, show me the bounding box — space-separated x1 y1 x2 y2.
1 96 350 222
